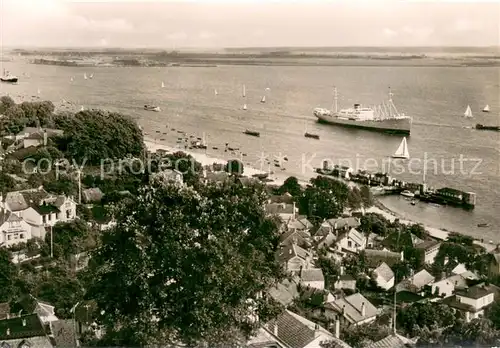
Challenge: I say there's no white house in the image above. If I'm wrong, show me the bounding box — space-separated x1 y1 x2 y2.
297 268 325 291
372 262 395 291
395 269 435 294
277 242 313 271
445 284 496 322
265 202 298 221
1 187 77 227
336 228 366 254
430 274 467 298
0 212 33 247
326 293 378 327
415 240 441 264
149 169 184 186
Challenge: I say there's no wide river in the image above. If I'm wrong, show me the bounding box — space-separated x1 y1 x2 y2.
1 61 499 241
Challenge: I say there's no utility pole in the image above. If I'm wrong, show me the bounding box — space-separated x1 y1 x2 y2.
50 225 53 258
77 170 82 204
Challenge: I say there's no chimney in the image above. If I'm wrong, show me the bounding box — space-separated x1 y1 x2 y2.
340 266 344 276
335 320 340 339
441 271 446 280
361 302 366 317
6 328 10 336
43 130 47 146
22 319 26 326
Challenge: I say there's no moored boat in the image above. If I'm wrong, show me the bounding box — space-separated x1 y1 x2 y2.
483 105 490 113
400 190 414 198
144 105 161 112
1 69 18 83
478 223 490 228
304 132 320 139
464 105 473 118
244 130 260 137
475 124 499 131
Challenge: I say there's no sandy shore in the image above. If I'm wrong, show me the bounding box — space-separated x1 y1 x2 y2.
143 138 304 187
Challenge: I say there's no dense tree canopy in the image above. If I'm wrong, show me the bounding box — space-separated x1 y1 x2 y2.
53 109 144 165
299 176 349 222
279 176 302 197
87 180 284 346
0 248 16 302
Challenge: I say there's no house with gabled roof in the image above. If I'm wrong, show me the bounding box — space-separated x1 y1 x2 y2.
372 262 395 291
364 333 416 348
0 211 39 247
325 293 378 327
295 268 325 291
334 267 356 291
395 269 435 294
277 243 313 271
0 187 76 227
415 239 441 265
81 187 104 204
443 283 497 322
0 313 53 348
336 228 366 254
287 217 313 233
429 274 467 298
18 296 58 324
259 310 352 348
265 202 298 222
364 249 403 269
279 229 311 248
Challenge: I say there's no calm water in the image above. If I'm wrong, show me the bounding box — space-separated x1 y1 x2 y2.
1 62 499 241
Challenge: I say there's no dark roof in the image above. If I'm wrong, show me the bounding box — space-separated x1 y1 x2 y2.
437 187 463 196
50 320 77 347
364 249 402 268
455 284 494 299
365 334 415 348
0 314 46 340
82 188 104 203
414 239 441 251
32 204 60 215
0 304 9 321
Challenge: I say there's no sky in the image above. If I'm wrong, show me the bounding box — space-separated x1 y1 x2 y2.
0 0 499 48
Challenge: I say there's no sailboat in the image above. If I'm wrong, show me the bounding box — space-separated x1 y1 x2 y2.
243 104 247 110
483 105 490 113
89 73 94 79
161 82 165 88
242 85 246 97
70 77 74 82
83 73 88 80
80 106 84 111
260 95 266 103
214 89 218 96
392 137 410 159
37 88 41 95
464 105 473 118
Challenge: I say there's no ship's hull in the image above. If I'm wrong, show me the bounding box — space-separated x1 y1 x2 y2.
315 113 411 135
1 77 18 83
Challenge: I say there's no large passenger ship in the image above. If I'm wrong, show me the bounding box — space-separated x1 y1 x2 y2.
313 88 412 135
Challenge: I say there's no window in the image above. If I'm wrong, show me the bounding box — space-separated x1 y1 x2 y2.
7 235 11 240
66 210 72 219
42 216 46 224
347 241 352 247
20 233 24 239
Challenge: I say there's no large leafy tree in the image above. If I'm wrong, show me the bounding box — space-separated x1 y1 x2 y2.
0 248 17 302
279 176 302 197
54 109 144 165
299 176 349 223
87 180 284 346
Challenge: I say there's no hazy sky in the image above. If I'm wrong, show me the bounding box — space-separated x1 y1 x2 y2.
1 0 499 48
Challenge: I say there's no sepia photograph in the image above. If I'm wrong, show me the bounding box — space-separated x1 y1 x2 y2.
0 0 499 347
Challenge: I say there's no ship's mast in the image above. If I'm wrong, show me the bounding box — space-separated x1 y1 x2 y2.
332 87 338 113
388 87 393 118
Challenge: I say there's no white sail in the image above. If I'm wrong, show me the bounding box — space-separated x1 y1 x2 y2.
261 96 266 103
161 82 165 88
89 73 94 79
483 104 490 112
37 89 41 94
464 105 473 118
392 137 410 159
84 73 87 80
214 89 218 95
80 106 84 111
70 77 74 82
242 85 246 97
243 104 247 110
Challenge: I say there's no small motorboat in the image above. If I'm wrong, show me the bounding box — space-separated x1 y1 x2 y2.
400 190 414 198
304 132 320 140
144 105 161 112
410 200 417 205
478 223 490 228
244 130 260 137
